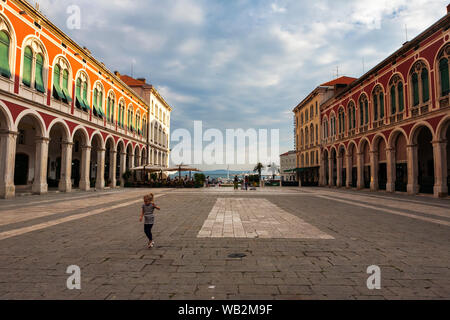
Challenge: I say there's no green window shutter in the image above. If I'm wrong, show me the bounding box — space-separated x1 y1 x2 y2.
379 93 384 118
421 68 429 103
390 85 396 114
359 101 363 126
35 54 45 93
412 73 419 106
75 78 83 109
61 70 72 103
373 94 378 120
93 88 98 116
23 46 33 87
352 107 356 128
398 83 404 112
111 100 115 123
106 97 110 119
0 31 11 78
82 81 90 110
99 91 104 117
440 58 449 96
364 100 368 124
52 65 63 100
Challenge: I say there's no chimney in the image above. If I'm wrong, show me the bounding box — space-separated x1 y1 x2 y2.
447 4 450 14
137 78 146 83
114 71 121 77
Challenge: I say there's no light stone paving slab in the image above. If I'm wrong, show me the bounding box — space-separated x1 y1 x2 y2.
197 198 334 239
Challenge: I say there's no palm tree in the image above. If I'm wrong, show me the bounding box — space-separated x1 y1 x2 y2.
253 162 264 182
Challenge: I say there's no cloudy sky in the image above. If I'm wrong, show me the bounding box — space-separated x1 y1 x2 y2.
37 0 447 170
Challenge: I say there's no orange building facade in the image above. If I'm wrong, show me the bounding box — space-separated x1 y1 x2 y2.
320 8 450 198
0 0 172 198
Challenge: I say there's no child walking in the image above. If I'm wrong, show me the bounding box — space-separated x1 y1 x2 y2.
139 193 160 248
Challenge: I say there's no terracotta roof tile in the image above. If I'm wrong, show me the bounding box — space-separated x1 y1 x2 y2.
321 76 356 87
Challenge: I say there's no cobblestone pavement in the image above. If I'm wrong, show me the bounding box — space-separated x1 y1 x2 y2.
0 187 449 300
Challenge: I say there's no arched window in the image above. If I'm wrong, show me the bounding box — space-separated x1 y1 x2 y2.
305 127 309 147
52 57 72 104
338 108 345 134
310 124 314 144
410 61 430 109
359 95 369 128
117 100 125 127
389 74 404 116
106 93 116 123
0 31 11 78
300 129 304 147
93 83 105 118
440 58 449 96
75 72 90 111
348 102 356 130
372 85 384 123
315 124 318 143
437 44 450 98
22 46 33 87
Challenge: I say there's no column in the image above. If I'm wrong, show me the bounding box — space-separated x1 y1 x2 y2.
32 136 49 195
79 145 91 191
109 150 117 188
318 153 325 186
0 130 17 199
95 148 105 189
336 154 342 187
432 140 448 198
386 148 396 193
120 152 126 187
129 153 135 170
370 150 379 191
345 154 352 188
356 152 364 189
58 141 73 193
406 144 419 194
328 154 333 187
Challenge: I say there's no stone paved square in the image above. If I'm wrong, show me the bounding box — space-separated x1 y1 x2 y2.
0 187 449 300
198 198 334 239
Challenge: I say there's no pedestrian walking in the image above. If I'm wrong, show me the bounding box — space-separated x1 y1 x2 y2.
139 193 161 248
234 175 238 190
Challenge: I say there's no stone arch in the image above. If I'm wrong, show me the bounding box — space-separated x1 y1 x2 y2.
0 101 13 131
347 140 358 188
410 123 435 194
90 131 105 149
47 119 71 142
409 121 435 145
15 109 46 137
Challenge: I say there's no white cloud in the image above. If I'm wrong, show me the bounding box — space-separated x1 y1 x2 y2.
271 3 286 13
177 38 204 55
157 86 200 105
171 0 205 25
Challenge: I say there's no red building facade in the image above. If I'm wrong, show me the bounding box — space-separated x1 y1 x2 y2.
320 8 450 198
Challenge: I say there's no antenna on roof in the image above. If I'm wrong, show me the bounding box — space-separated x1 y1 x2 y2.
334 66 340 79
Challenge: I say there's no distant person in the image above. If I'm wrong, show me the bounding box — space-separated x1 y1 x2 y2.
206 176 210 188
139 193 161 248
244 176 249 190
234 175 238 190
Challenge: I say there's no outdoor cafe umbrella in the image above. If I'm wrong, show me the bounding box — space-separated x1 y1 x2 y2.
166 164 201 179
